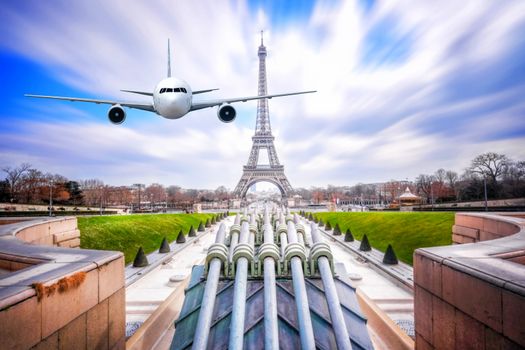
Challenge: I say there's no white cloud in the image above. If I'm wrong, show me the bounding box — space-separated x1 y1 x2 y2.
1 0 525 189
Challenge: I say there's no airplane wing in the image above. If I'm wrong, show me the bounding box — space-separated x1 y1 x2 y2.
193 88 219 95
189 90 316 111
120 90 153 96
24 94 155 112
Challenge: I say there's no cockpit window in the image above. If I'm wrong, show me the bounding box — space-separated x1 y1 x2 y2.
160 87 187 94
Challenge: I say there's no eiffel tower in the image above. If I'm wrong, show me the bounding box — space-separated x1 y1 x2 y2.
233 32 293 199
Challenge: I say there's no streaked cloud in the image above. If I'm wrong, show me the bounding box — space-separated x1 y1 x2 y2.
1 0 524 189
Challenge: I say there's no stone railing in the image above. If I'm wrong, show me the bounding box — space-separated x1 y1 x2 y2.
414 213 525 349
0 217 125 349
452 212 522 244
13 216 80 247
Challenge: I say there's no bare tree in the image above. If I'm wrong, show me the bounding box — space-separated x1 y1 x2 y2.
470 152 510 198
144 183 166 205
503 160 525 197
445 170 459 200
79 179 105 206
470 152 509 183
415 174 434 203
2 163 32 202
214 186 231 201
20 168 46 203
433 169 447 201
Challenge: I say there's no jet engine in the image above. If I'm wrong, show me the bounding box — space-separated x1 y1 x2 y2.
217 104 236 123
108 105 126 124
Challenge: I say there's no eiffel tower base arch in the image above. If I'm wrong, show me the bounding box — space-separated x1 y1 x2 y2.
233 166 293 203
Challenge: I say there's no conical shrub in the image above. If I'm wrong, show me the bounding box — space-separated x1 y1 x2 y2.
333 223 342 235
359 234 371 251
205 218 211 228
211 216 216 225
188 225 196 237
314 216 319 223
325 221 332 230
198 221 205 232
176 230 186 243
308 213 313 221
133 246 149 267
319 219 324 226
344 228 354 242
159 237 170 253
383 244 399 265
226 211 230 216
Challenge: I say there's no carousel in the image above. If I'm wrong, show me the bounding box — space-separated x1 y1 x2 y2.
398 187 421 210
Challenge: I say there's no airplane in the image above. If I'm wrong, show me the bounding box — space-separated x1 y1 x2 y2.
25 40 316 124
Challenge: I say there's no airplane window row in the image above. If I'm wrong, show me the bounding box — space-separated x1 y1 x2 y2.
159 87 187 94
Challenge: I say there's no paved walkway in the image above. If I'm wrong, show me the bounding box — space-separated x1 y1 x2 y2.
124 218 232 343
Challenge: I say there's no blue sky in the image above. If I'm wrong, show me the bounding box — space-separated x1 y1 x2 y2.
1 0 525 189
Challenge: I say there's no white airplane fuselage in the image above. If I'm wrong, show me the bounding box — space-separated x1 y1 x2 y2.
153 77 193 119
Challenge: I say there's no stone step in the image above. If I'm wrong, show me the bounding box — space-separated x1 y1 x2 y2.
126 304 159 314
126 300 163 307
372 298 413 305
375 304 414 313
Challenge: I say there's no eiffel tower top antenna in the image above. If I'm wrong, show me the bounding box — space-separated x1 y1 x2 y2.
260 30 264 46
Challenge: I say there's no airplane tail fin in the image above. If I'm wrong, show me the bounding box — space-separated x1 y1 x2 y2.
167 39 171 78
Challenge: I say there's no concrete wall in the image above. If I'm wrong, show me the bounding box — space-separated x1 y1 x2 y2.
414 213 525 349
452 213 520 244
0 217 125 349
15 216 81 248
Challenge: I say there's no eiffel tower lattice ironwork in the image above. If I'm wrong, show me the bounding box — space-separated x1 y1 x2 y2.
233 32 293 199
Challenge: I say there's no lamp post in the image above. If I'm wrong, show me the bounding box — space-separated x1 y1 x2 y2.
99 185 105 216
483 177 488 212
430 181 434 211
48 179 54 217
133 184 144 212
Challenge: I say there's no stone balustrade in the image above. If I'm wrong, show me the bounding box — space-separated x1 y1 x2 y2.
414 213 525 349
0 217 125 349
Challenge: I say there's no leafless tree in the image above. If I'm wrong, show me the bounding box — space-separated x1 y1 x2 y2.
20 168 45 203
445 170 459 200
470 152 509 184
415 174 434 203
79 179 105 206
2 163 31 202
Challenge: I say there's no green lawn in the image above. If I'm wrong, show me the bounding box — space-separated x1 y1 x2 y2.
311 212 454 265
78 213 216 265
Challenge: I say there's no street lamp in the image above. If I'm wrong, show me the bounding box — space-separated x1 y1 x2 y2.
99 185 105 216
48 179 54 217
430 181 434 211
133 184 144 212
483 177 488 212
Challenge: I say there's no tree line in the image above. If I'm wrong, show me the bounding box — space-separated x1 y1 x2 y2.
295 152 525 204
1 153 523 208
0 163 232 209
